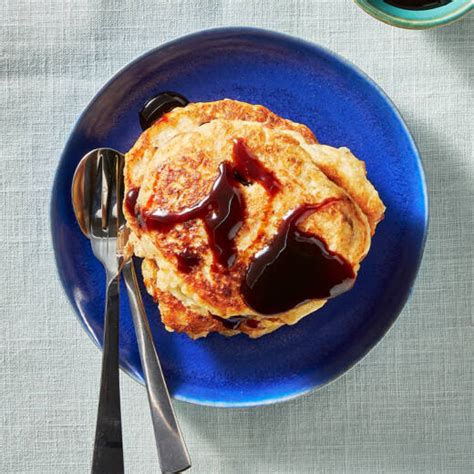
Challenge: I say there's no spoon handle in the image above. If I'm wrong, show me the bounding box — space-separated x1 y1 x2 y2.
92 273 124 474
122 260 191 474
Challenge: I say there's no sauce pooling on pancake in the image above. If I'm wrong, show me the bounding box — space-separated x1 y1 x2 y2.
125 187 140 216
242 201 355 315
144 162 245 268
232 138 280 195
138 139 280 269
130 138 355 316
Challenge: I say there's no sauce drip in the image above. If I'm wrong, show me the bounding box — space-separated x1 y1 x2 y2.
144 162 245 268
125 187 140 216
139 92 189 130
213 315 247 330
383 0 451 9
143 139 279 269
232 139 280 195
242 201 355 315
176 251 201 273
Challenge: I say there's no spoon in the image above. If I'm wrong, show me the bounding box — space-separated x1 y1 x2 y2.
72 148 191 474
72 148 125 473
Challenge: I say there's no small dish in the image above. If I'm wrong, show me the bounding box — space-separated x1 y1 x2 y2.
51 27 428 407
354 0 473 29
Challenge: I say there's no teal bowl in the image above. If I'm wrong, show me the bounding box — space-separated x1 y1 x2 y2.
354 0 473 29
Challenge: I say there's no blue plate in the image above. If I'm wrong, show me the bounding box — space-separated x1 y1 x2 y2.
51 27 428 407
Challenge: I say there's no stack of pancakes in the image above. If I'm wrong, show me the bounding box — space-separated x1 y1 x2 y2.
124 99 385 338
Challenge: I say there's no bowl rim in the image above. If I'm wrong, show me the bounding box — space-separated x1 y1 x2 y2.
50 26 429 408
353 0 473 29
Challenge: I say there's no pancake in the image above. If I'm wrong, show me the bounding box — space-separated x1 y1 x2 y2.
124 99 385 338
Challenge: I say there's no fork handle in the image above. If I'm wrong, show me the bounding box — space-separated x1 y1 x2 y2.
123 260 191 473
92 272 124 474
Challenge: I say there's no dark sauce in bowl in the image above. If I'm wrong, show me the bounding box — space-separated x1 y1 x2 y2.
383 0 451 9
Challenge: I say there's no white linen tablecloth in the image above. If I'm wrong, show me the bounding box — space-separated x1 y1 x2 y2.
1 1 472 472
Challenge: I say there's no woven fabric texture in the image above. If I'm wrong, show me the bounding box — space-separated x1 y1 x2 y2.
0 1 472 473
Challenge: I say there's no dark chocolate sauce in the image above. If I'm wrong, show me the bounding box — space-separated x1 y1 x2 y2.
232 139 280 195
176 251 201 273
125 187 140 216
143 139 281 269
144 162 245 268
242 200 355 315
383 0 451 9
213 315 247 330
245 319 260 328
139 92 189 130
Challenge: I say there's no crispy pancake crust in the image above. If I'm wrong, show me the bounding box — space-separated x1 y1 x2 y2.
124 99 385 338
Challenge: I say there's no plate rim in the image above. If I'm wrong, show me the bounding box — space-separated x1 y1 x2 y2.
50 26 429 408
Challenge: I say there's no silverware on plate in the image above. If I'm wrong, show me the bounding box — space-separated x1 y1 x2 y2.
73 148 125 473
121 259 191 473
72 148 191 474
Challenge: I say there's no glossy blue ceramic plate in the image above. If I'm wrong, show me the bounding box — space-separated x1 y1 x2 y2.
51 27 428 407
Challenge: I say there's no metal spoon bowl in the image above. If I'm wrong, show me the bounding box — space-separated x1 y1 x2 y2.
72 148 124 238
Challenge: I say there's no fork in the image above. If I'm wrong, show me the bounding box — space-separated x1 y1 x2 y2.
85 150 124 474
